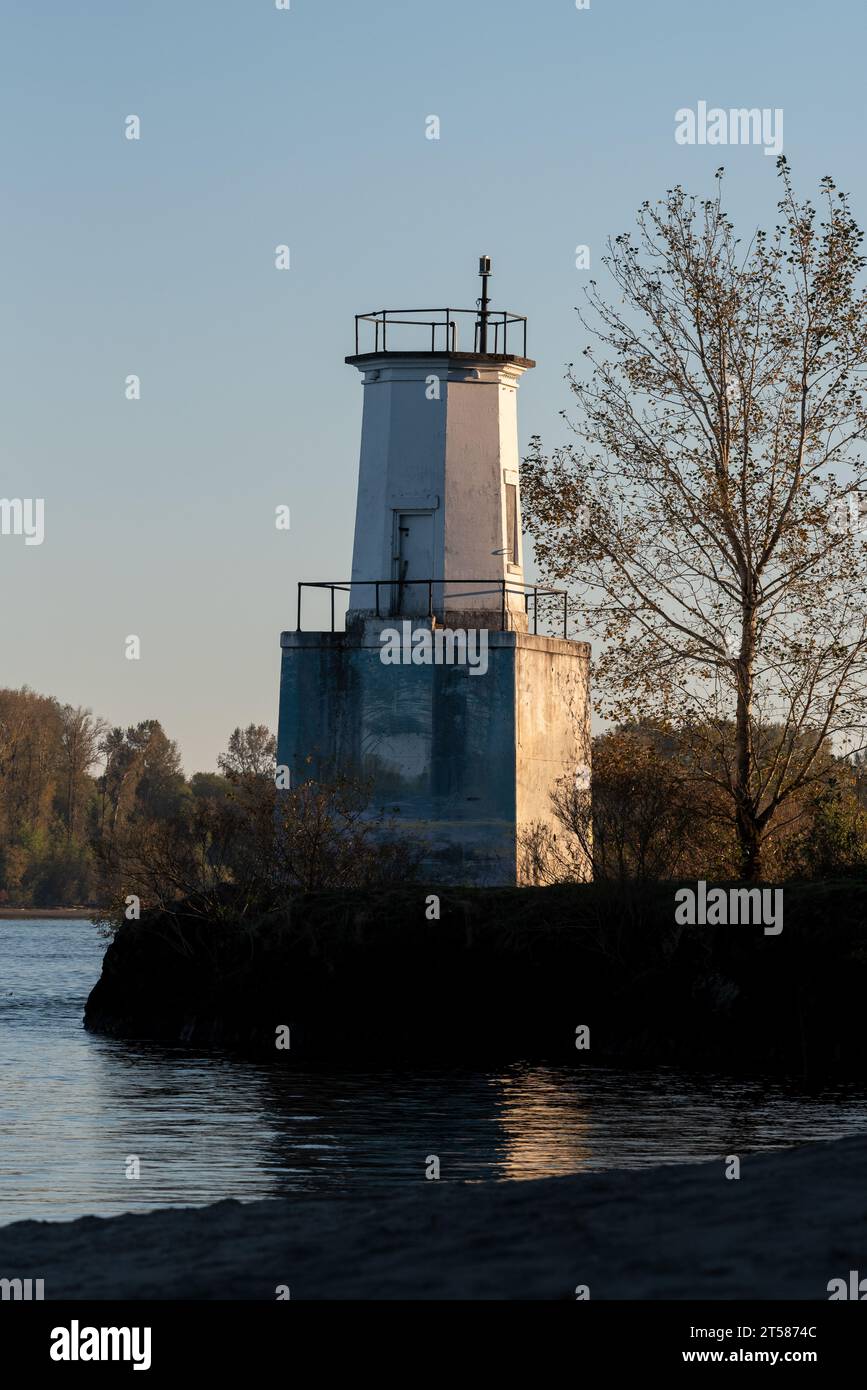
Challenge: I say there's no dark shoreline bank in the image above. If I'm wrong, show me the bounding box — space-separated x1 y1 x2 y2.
84 879 867 1073
2 1135 864 1299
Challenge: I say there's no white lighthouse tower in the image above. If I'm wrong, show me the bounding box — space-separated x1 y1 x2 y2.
346 258 531 631
278 260 591 886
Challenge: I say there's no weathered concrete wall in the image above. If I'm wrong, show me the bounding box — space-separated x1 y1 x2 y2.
515 634 592 883
277 620 591 886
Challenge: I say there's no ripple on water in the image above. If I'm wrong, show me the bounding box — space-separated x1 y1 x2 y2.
1 920 867 1224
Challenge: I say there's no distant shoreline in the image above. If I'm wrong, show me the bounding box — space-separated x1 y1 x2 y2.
0 908 98 920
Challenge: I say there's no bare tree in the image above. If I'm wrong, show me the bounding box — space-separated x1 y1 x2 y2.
520 726 731 885
94 772 421 930
522 162 867 878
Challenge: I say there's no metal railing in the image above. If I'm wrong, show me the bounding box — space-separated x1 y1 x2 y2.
295 578 570 638
353 308 529 359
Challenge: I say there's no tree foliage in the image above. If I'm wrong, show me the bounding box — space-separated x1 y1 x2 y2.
0 688 104 904
520 723 866 885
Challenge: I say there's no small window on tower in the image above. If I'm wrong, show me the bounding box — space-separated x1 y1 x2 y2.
506 484 519 565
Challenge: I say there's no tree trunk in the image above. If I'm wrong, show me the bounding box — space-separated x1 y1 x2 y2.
734 601 763 881
736 806 763 880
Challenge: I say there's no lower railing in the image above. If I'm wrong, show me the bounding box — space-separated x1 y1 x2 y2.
295 578 570 638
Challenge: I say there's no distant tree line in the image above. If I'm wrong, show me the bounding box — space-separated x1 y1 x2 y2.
0 686 418 914
0 689 282 907
4 685 865 909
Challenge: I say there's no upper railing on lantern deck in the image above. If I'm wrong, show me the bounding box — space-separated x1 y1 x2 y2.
351 307 529 359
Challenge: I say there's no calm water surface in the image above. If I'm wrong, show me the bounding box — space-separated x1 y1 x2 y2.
2 919 867 1226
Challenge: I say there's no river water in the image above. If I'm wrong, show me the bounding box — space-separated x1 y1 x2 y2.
2 918 866 1226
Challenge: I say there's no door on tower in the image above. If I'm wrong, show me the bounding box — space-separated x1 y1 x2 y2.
392 510 434 616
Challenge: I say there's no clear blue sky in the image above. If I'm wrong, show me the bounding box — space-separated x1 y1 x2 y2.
1 0 863 772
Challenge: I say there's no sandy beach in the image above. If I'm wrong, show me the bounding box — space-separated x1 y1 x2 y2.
1 1135 864 1300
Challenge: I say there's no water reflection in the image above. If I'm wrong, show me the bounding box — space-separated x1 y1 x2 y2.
494 1069 593 1178
2 921 867 1225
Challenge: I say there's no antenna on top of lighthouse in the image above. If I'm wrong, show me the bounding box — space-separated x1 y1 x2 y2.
478 255 492 353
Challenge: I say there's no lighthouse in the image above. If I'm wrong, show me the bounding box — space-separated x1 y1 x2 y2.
277 260 591 886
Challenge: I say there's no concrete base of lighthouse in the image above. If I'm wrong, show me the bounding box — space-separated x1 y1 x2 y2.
277 620 592 886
